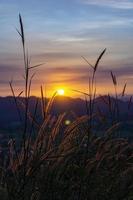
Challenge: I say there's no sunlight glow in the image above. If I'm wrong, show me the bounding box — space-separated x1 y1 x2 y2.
65 120 71 126
57 89 65 96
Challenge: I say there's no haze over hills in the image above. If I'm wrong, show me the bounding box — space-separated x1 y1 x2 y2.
0 95 133 130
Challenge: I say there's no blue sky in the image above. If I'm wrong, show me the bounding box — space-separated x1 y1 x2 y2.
0 0 133 96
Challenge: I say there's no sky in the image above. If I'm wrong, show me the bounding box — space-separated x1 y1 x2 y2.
0 0 133 97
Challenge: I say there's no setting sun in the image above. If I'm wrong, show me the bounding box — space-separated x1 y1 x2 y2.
57 89 65 96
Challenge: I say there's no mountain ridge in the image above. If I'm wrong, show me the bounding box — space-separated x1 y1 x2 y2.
0 95 133 129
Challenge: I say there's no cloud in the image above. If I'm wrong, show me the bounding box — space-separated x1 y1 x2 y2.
77 19 133 30
38 64 133 83
0 65 22 73
1 63 133 96
82 0 133 9
35 52 80 61
55 37 87 43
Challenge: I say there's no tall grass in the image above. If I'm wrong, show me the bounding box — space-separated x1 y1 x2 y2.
0 15 133 200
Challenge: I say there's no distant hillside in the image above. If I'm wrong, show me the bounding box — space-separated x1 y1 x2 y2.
0 95 133 129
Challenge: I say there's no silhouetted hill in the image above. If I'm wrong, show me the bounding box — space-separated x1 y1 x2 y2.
0 95 133 131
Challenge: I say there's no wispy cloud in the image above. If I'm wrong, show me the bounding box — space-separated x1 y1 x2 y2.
77 19 133 31
82 0 133 9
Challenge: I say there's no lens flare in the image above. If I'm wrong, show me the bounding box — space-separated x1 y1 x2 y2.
65 120 71 125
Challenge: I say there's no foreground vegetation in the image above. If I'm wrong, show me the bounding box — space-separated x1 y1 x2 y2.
0 15 133 200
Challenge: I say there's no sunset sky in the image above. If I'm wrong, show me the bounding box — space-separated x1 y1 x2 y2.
0 0 133 97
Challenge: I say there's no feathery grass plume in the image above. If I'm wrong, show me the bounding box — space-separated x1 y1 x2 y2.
45 91 57 116
9 80 22 122
28 73 35 98
19 14 25 48
81 49 106 163
111 71 117 86
110 71 120 124
17 16 29 174
32 115 54 155
26 98 39 154
40 85 46 120
128 96 132 110
17 99 40 128
8 14 45 199
47 113 66 150
108 93 114 125
17 14 27 75
105 122 121 137
127 95 133 121
122 83 127 97
94 48 106 74
64 115 90 138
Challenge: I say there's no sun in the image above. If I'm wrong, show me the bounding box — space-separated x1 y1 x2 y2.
57 89 65 96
